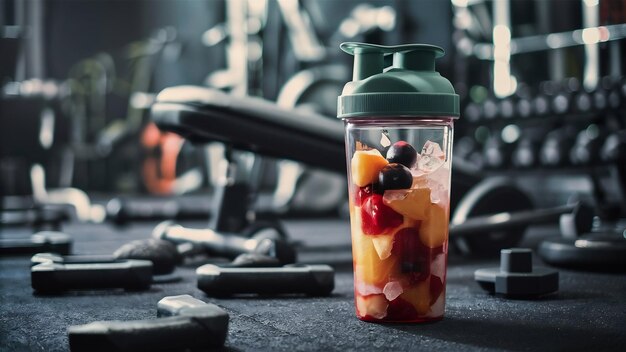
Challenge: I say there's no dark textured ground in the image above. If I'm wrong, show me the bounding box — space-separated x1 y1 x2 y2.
1 218 625 351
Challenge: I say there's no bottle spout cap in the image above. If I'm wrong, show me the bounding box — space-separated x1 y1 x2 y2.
338 42 459 119
340 42 445 80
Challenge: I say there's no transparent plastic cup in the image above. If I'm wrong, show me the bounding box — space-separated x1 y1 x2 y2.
345 117 454 323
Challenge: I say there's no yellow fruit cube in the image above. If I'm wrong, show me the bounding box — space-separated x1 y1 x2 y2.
419 204 449 248
351 149 389 187
356 294 388 319
351 209 400 287
385 188 431 221
371 234 394 260
399 280 430 315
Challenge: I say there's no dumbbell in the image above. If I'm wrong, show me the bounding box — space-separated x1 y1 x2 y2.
539 127 578 167
604 76 622 111
593 90 608 112
68 295 229 351
152 221 297 265
514 82 532 119
482 98 498 120
570 125 607 165
601 129 626 216
551 91 570 115
0 231 71 255
463 102 481 123
483 134 516 169
0 205 68 231
105 196 212 226
113 237 284 276
516 97 532 119
512 132 542 168
574 90 593 113
454 136 478 161
197 264 335 297
532 94 550 116
455 134 485 170
31 258 153 294
592 76 616 112
601 129 626 162
498 98 515 119
533 81 556 117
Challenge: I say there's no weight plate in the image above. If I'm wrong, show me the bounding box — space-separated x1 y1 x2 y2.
451 178 533 256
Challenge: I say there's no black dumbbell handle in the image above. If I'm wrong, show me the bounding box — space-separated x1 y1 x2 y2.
106 197 212 225
31 253 116 266
0 232 72 255
451 204 577 238
31 260 152 293
157 294 207 317
69 295 229 351
196 264 334 296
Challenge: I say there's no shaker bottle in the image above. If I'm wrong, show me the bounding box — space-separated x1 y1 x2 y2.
337 43 459 323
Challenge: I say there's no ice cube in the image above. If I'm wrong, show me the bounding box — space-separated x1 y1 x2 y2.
383 189 410 203
383 281 404 301
429 181 448 205
418 140 445 173
354 279 383 296
427 164 450 187
412 170 449 205
426 292 445 318
430 253 446 279
410 165 425 179
380 132 391 148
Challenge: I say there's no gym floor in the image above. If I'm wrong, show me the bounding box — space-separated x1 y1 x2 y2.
1 218 624 351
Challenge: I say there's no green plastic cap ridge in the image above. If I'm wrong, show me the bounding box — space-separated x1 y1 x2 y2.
337 42 459 119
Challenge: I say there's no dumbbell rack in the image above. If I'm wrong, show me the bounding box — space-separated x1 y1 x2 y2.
453 74 626 270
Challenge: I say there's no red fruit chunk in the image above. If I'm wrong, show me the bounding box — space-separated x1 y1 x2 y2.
392 227 431 282
429 275 444 305
355 185 377 207
361 194 403 235
386 297 419 321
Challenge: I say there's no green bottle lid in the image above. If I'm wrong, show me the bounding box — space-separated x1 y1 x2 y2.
337 42 459 119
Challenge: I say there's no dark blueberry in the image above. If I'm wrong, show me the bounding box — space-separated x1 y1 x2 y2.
386 141 418 168
378 163 412 191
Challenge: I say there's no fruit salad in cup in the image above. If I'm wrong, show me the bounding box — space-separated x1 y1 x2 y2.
349 139 450 323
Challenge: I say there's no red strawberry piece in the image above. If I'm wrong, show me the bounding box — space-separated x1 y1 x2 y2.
361 194 403 235
386 297 419 321
392 227 431 282
355 185 373 207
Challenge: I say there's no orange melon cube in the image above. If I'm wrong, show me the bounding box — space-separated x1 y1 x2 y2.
371 216 418 260
351 210 400 286
371 234 394 260
351 149 388 187
399 280 430 315
353 234 400 287
384 188 431 221
356 294 388 319
419 204 449 248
